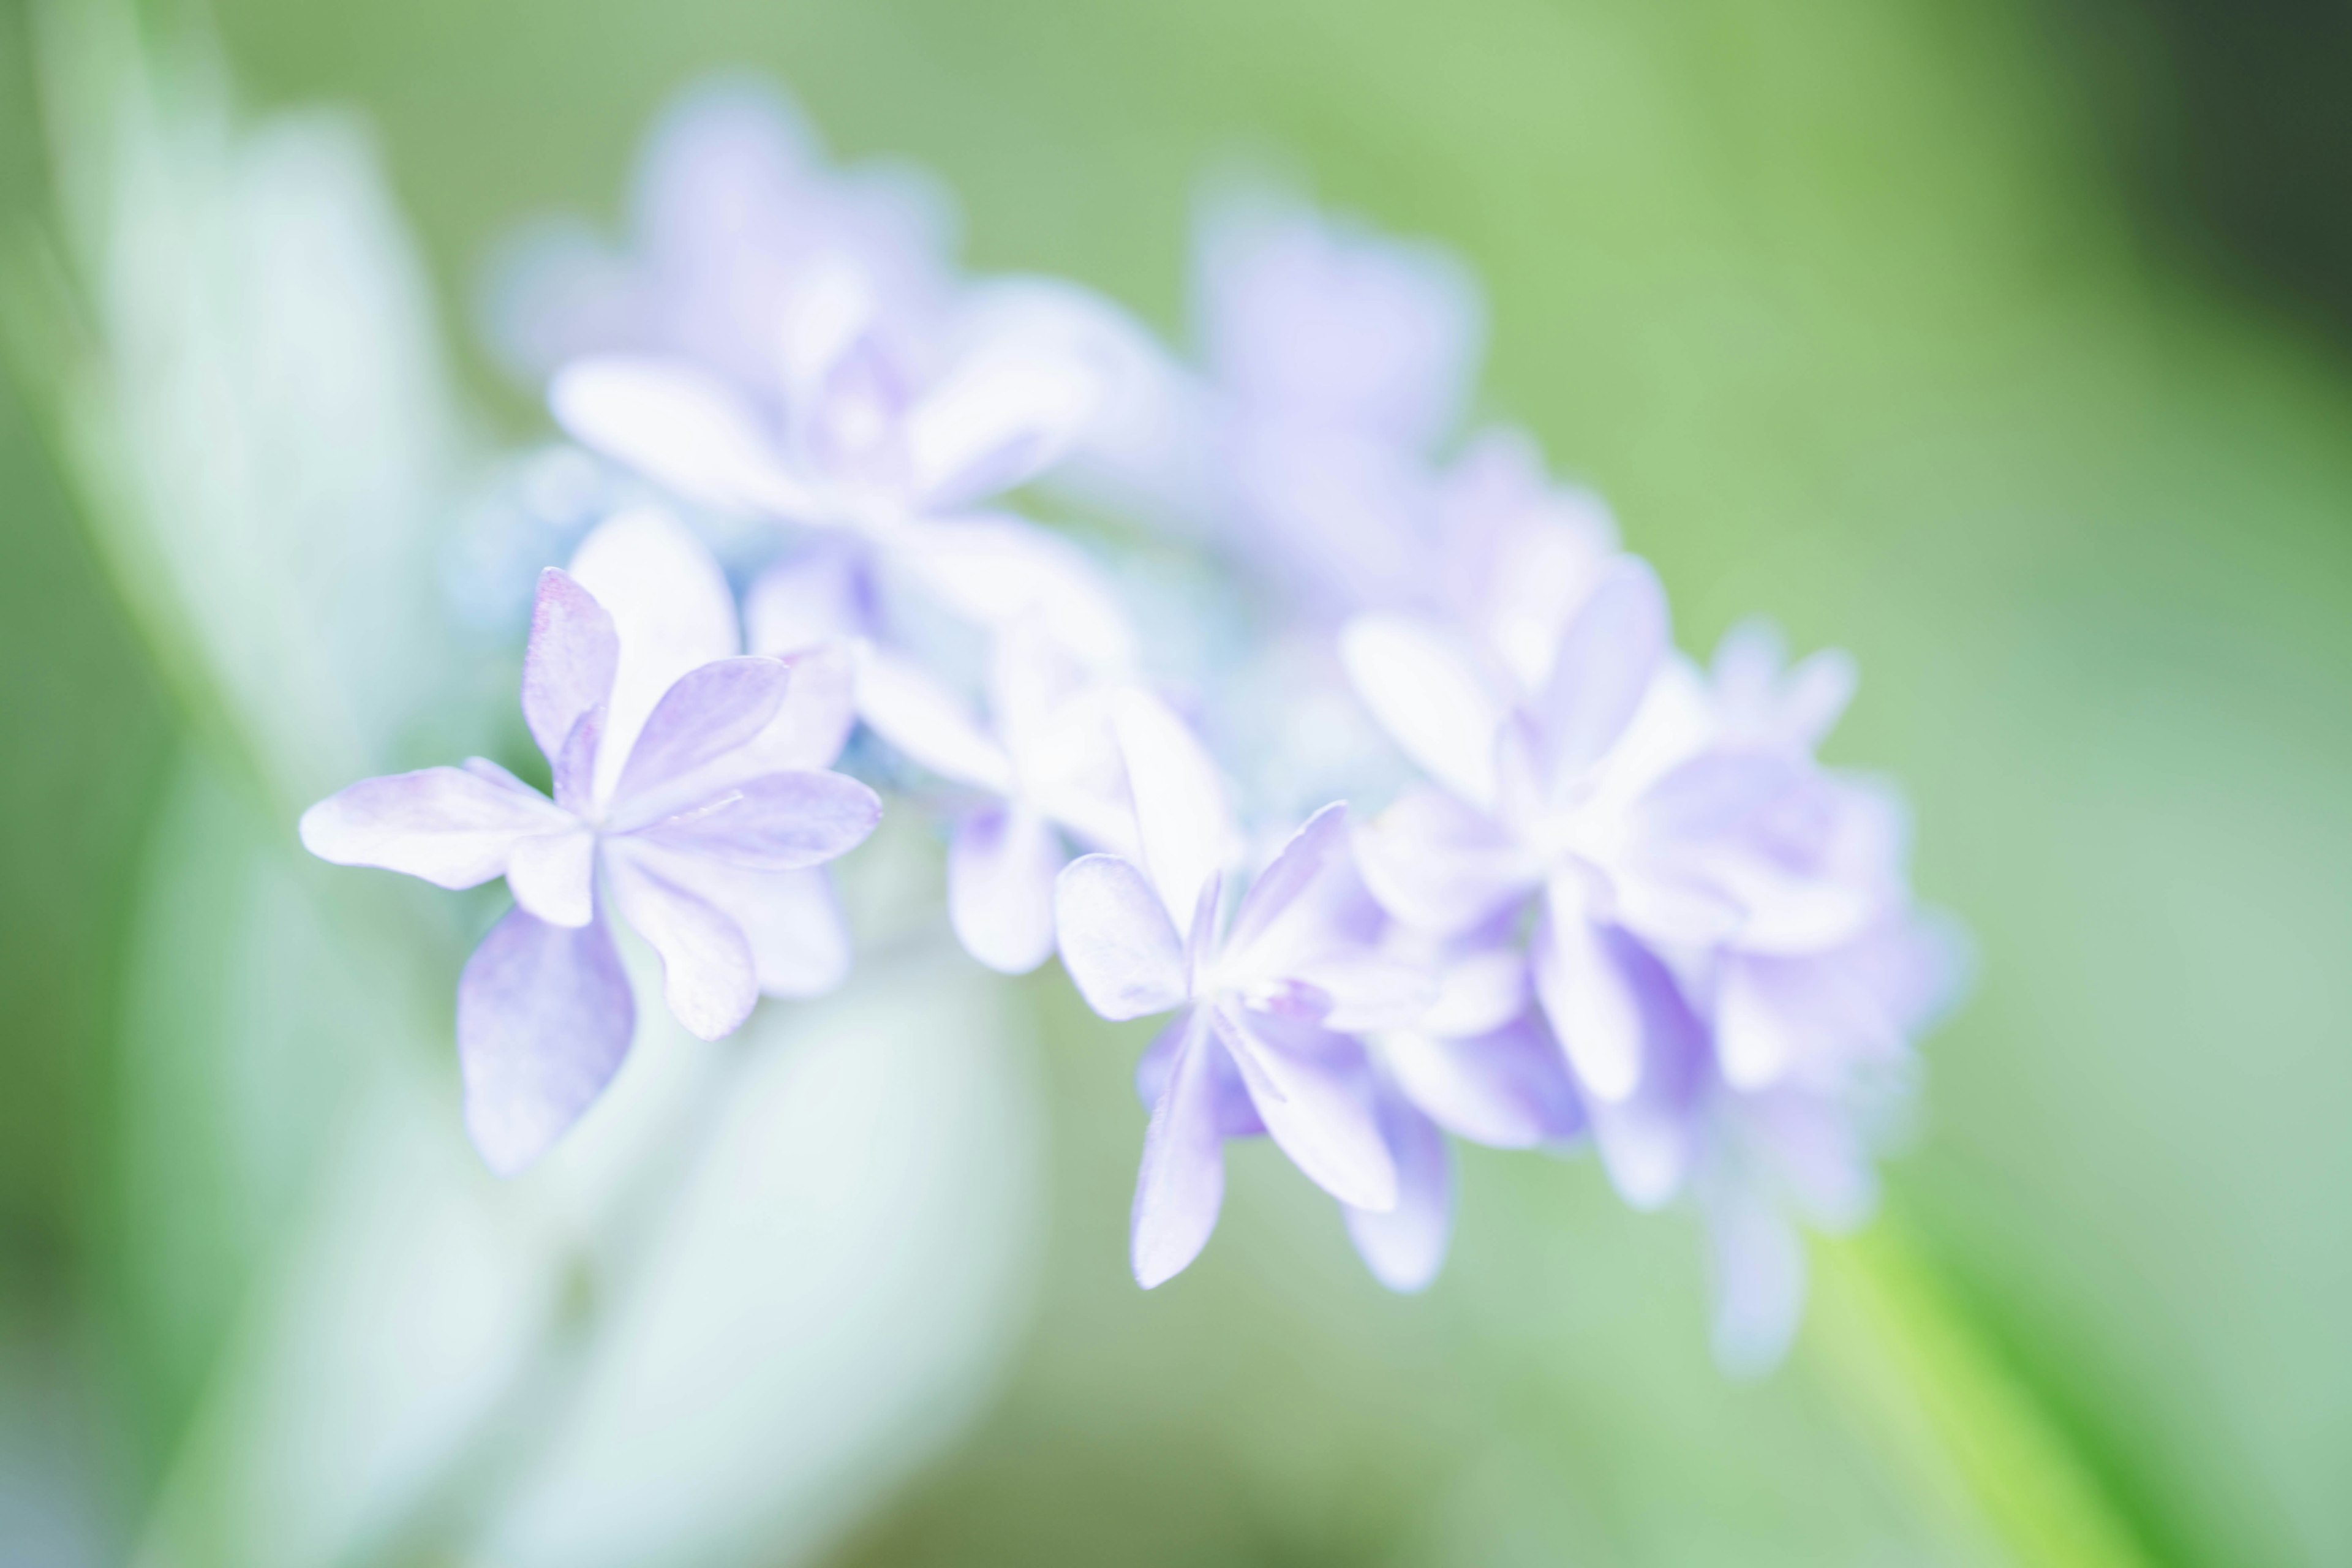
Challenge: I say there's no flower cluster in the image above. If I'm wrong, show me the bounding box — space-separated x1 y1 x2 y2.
309 80 1960 1368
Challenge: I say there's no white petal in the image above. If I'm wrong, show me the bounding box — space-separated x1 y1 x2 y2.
506 829 597 928
1053 854 1188 1022
1112 690 1233 933
885 514 1135 668
606 844 760 1041
1340 614 1505 811
854 643 1014 792
949 805 1065 974
904 337 1101 509
567 509 744 806
551 356 811 516
1531 880 1643 1102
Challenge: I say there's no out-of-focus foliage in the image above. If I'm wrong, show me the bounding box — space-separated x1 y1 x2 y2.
2 0 2348 1565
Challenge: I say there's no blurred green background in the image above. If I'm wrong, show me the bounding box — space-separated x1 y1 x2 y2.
3 0 2349 1564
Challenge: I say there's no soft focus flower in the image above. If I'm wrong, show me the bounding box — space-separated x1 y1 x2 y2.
481 77 957 390
1344 558 1795 1111
856 623 1136 973
1054 692 1434 1286
1345 930 1585 1290
301 510 881 1173
549 255 1133 668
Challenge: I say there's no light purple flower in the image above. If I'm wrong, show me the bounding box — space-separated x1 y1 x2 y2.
1053 692 1434 1286
1344 557 1797 1103
481 77 956 391
550 257 1133 668
1343 930 1585 1290
857 624 1136 973
300 511 881 1174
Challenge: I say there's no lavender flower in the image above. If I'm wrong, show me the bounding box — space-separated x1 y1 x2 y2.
550 257 1133 668
1053 692 1434 1285
1346 930 1585 1289
301 511 881 1173
856 623 1136 973
1344 557 1795 1110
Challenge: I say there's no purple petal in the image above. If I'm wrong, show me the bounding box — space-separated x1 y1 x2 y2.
505 828 597 928
1223 802 1356 972
605 846 760 1041
1343 1091 1452 1292
1780 649 1858 748
1213 1005 1398 1212
1532 557 1667 783
1585 948 1709 1208
1110 691 1232 935
567 510 743 804
1351 785 1533 935
456 903 636 1176
1702 1179 1806 1377
551 356 812 516
855 644 1014 791
521 569 620 772
612 657 791 810
949 804 1066 974
886 514 1135 667
627 849 855 998
300 766 571 889
1532 881 1645 1102
1135 1014 1264 1137
625 768 881 872
1338 614 1506 810
1200 197 1481 452
1131 1009 1229 1288
1053 854 1188 1021
1381 1016 1585 1148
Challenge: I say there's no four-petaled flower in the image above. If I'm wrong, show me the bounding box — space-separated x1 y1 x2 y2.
301 511 881 1174
1054 692 1433 1286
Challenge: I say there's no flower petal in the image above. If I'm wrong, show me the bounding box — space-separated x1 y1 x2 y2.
456 903 636 1176
1053 854 1189 1021
1702 1178 1806 1378
1532 880 1645 1102
626 848 856 999
521 568 620 771
949 804 1066 974
1134 1013 1264 1136
567 508 744 804
1350 786 1532 935
606 845 760 1041
506 827 597 928
300 766 571 889
1131 1008 1229 1289
1223 801 1354 970
551 355 812 516
626 768 882 871
1584 948 1709 1207
1343 1091 1452 1292
1380 1016 1585 1148
1111 690 1232 934
730 639 860 775
885 514 1135 668
1339 614 1505 811
1214 1005 1398 1212
904 338 1101 509
612 657 792 811
1532 556 1667 783
1420 946 1531 1039
854 643 1014 792
744 541 874 655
